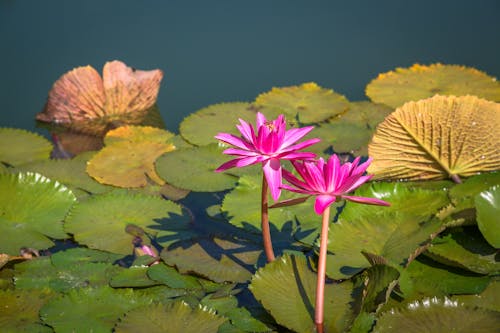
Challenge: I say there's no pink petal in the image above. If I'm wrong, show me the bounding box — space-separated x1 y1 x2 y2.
256 112 267 128
215 133 253 150
302 160 326 192
222 148 259 157
256 124 271 153
215 156 260 172
281 126 315 149
280 184 314 195
236 119 256 144
342 195 390 206
282 169 312 192
263 158 282 201
314 194 336 215
324 155 337 193
282 138 321 153
340 174 373 194
351 157 372 178
278 151 317 161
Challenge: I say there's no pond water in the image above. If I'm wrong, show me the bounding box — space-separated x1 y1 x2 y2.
1 0 500 135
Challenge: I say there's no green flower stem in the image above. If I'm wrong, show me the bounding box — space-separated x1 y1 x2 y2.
315 206 330 333
261 175 275 262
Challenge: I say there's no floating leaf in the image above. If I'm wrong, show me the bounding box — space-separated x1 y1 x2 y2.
368 95 500 181
326 182 448 279
65 192 185 254
36 60 163 135
16 151 111 196
366 63 500 108
87 126 176 188
0 289 54 332
40 286 152 333
110 266 160 288
454 280 500 312
360 265 400 313
0 172 75 254
448 171 500 212
180 102 256 146
425 229 500 275
147 263 202 290
50 247 123 267
255 82 349 124
398 256 490 300
373 297 500 333
114 302 227 333
0 128 52 166
161 238 262 283
155 143 238 192
475 185 500 248
250 254 354 333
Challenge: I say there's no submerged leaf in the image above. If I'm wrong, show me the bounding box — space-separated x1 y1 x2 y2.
368 95 500 181
0 128 52 166
255 82 349 124
37 60 163 135
366 63 500 108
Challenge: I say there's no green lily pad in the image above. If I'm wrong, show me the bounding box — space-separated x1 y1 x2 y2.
147 262 202 290
16 151 111 196
14 256 122 292
0 172 75 254
64 192 185 254
475 185 500 248
0 128 52 166
254 82 350 124
0 289 54 333
360 264 400 313
221 174 319 237
161 237 262 283
110 266 161 288
249 254 354 333
425 229 500 275
399 256 491 300
373 297 500 333
50 247 124 267
155 143 238 192
179 102 257 146
449 171 500 212
326 182 448 279
40 286 152 333
114 301 227 333
454 280 500 312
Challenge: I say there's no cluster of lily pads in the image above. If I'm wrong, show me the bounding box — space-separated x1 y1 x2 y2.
0 63 499 332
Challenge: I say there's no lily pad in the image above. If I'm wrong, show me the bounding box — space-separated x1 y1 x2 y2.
326 182 448 279
454 280 500 312
161 237 262 283
448 171 500 212
250 254 354 333
114 302 227 333
368 95 500 181
0 172 75 254
366 63 500 108
475 185 500 248
40 286 153 333
425 229 500 275
0 289 54 333
180 102 257 146
398 256 491 300
16 151 111 196
360 264 400 313
155 143 238 192
110 266 160 288
373 297 500 333
87 126 176 187
147 263 202 290
0 128 52 166
254 82 350 124
64 192 185 254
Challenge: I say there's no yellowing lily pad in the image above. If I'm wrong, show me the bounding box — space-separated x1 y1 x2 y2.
87 126 176 187
368 95 500 181
366 63 500 108
0 128 52 166
254 82 349 124
64 192 185 255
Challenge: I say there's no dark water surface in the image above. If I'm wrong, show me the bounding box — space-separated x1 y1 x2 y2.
1 0 499 135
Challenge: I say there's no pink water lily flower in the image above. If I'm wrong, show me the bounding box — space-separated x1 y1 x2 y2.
282 154 390 214
215 112 320 201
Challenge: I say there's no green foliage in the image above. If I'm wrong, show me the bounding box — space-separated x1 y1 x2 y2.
1 62 499 331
